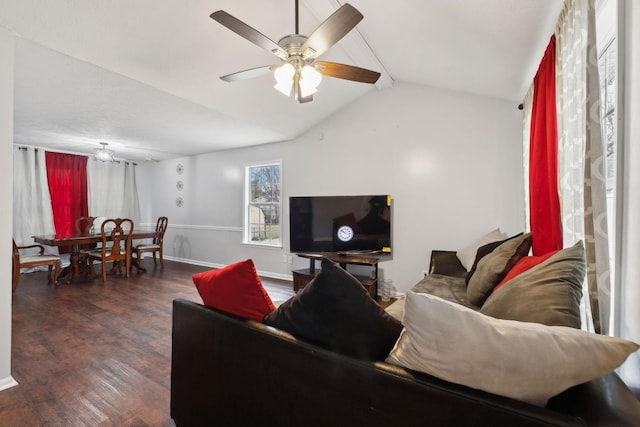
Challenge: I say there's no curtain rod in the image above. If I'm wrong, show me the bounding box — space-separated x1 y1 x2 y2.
16 144 138 165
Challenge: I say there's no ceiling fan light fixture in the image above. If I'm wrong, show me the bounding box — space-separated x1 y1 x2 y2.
95 142 115 162
274 63 295 96
300 65 322 93
274 80 293 96
299 82 317 98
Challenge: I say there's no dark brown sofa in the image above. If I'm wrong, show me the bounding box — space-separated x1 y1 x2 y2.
171 292 640 426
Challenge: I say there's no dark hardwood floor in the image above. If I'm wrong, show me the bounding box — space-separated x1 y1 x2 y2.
0 259 294 426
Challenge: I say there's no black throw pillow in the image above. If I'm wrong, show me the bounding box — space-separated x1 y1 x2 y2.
263 257 403 361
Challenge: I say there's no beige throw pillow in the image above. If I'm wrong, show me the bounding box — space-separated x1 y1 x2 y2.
456 228 504 271
386 292 639 406
466 232 532 307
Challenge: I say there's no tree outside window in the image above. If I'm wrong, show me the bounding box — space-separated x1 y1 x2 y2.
598 38 616 194
245 162 281 246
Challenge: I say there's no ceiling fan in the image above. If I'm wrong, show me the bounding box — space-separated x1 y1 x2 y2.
210 1 381 103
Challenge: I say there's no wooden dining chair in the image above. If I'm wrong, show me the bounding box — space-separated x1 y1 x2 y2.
12 240 61 293
86 218 134 282
74 216 97 235
74 216 97 269
132 216 168 268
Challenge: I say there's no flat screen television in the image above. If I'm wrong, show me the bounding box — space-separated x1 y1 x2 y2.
289 195 392 254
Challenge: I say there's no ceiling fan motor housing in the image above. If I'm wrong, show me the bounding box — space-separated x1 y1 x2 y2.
276 34 314 68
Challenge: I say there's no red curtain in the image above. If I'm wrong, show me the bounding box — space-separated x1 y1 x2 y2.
529 35 563 255
45 152 89 237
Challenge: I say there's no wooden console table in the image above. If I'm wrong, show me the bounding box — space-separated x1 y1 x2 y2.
292 253 379 299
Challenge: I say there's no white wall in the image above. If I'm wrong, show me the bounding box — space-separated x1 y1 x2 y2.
0 25 17 392
619 0 640 392
138 81 525 294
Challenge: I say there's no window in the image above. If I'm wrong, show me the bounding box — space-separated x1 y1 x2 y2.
599 37 616 274
595 0 618 330
244 162 281 246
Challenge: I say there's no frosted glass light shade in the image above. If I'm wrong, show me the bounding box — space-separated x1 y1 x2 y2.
274 63 295 96
299 65 322 98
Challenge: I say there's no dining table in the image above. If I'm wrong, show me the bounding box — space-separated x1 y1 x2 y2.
33 228 160 284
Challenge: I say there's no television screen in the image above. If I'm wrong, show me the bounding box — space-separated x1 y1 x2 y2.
289 195 392 254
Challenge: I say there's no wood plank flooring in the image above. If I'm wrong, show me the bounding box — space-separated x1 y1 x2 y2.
0 259 295 426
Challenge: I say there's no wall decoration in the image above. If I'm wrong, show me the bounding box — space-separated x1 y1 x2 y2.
176 197 184 208
176 180 184 191
176 163 184 175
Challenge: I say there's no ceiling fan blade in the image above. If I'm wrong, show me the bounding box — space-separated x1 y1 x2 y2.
210 10 288 59
316 61 381 84
220 65 276 82
301 4 363 59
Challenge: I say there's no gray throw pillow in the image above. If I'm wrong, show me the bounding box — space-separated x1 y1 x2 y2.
480 241 585 328
465 233 524 286
466 232 532 307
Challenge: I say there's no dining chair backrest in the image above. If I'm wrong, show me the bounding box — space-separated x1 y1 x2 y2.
131 216 168 268
99 218 134 261
154 216 168 245
92 216 110 237
75 216 97 234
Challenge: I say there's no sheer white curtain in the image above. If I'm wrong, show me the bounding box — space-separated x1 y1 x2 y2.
556 0 610 334
87 160 141 225
13 147 56 250
521 85 534 232
123 162 141 223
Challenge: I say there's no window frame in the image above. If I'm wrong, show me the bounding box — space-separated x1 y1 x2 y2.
243 160 283 248
595 0 623 335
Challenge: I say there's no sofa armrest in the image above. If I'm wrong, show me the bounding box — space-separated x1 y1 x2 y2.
429 250 468 278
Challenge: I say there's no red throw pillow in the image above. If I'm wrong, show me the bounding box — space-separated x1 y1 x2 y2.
192 259 276 321
492 250 560 294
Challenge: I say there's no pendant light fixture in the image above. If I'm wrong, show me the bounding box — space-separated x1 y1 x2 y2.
94 142 115 162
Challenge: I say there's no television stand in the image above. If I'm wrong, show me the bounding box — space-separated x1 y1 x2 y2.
292 253 379 299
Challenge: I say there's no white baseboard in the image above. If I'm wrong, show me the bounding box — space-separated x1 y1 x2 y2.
162 255 293 282
0 376 18 392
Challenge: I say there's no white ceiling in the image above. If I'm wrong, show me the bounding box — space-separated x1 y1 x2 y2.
0 0 564 162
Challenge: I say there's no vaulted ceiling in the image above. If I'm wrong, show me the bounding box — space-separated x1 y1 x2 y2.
0 0 564 161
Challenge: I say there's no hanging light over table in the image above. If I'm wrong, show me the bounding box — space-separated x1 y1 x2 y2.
95 142 115 162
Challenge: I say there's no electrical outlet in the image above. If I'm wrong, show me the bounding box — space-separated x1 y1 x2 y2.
282 254 288 263
287 255 293 264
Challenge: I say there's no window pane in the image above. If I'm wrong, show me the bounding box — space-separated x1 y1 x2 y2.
246 162 281 245
248 204 281 244
599 42 616 192
596 20 617 325
249 165 280 203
